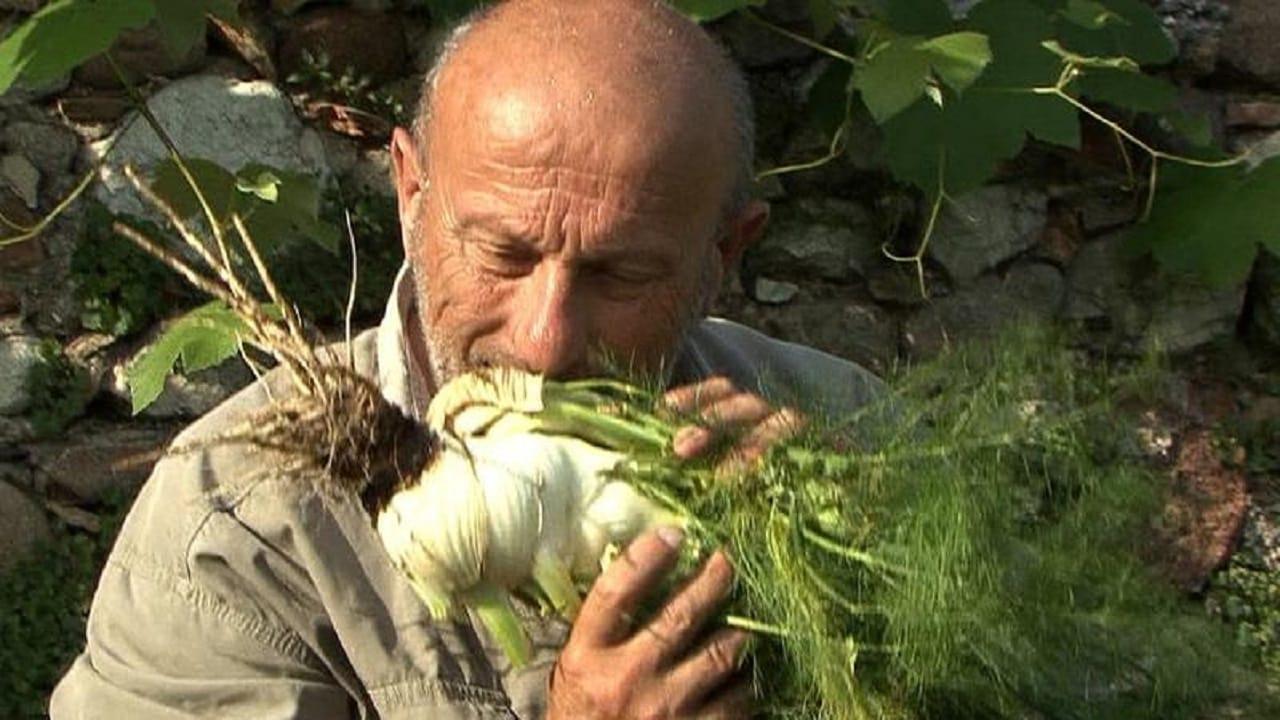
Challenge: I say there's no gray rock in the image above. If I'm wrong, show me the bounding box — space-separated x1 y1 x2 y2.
2 119 79 178
1220 0 1280 88
108 352 255 419
930 184 1047 285
90 75 331 222
29 420 175 502
1247 250 1280 350
754 222 862 281
1146 278 1246 353
0 479 49 574
752 198 879 281
904 262 1065 359
752 277 799 305
731 296 899 375
347 148 395 199
0 153 39 208
1066 233 1247 353
0 334 40 415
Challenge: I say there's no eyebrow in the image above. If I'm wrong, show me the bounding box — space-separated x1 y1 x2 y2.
452 213 679 268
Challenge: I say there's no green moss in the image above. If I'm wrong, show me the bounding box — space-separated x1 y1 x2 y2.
271 189 403 326
71 202 176 337
1209 545 1280 683
0 488 134 718
23 339 89 439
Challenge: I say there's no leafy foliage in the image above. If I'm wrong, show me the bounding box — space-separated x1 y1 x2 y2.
605 327 1276 717
1125 157 1280 287
71 202 177 337
274 189 404 325
126 300 256 415
23 339 89 438
150 158 340 255
285 49 410 126
0 0 236 94
0 488 136 719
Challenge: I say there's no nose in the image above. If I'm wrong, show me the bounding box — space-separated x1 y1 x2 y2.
510 263 587 378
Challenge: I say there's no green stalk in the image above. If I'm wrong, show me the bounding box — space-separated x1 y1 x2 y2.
531 552 582 619
465 583 533 668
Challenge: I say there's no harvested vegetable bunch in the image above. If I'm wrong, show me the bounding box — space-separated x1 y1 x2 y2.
110 162 1273 719
375 336 1275 720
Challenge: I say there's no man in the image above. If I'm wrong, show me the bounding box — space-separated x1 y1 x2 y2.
52 1 883 717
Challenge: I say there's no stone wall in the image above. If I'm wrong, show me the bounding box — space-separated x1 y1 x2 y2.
1 0 1278 566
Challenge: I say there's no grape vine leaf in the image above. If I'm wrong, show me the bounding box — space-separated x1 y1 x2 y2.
918 32 992 94
151 159 340 254
856 32 991 123
855 39 933 123
1052 0 1175 66
670 0 762 22
127 300 250 414
879 0 1078 195
885 0 954 36
1124 156 1280 287
153 0 239 62
1072 67 1177 114
0 0 153 94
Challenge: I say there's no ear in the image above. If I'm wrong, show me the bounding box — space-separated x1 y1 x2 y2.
716 198 769 272
390 126 425 256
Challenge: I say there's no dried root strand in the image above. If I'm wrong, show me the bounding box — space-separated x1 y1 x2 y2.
116 159 436 509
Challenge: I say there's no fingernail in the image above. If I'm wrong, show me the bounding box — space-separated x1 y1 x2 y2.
673 426 707 455
656 525 684 549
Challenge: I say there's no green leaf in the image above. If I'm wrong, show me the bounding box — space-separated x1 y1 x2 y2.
885 0 954 36
236 165 340 254
805 59 855 136
152 0 239 62
1161 109 1213 148
1059 0 1119 29
1052 0 1175 65
855 38 932 123
669 0 762 22
1125 156 1280 287
966 0 1061 86
127 301 248 414
235 170 282 203
918 31 992 94
883 86 1078 195
0 0 155 95
151 157 237 224
809 0 837 38
1072 67 1177 114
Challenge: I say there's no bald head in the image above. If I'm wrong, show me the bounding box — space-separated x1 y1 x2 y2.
412 0 754 216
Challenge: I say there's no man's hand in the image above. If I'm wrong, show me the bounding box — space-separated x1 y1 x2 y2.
663 376 806 470
547 528 752 719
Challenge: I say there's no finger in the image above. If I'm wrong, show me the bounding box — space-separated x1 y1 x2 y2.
667 628 750 711
672 393 774 460
717 408 807 472
573 527 685 645
634 550 734 665
662 376 737 414
692 675 755 720
699 393 774 429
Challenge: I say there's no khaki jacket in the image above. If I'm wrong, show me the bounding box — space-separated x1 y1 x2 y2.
50 269 884 719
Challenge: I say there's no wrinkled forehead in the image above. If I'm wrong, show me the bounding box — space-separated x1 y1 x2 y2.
425 33 737 223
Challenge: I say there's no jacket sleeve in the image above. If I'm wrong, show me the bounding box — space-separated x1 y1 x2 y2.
49 524 353 720
46 479 355 712
47 437 356 720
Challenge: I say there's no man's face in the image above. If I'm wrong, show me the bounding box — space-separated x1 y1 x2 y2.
394 72 740 387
